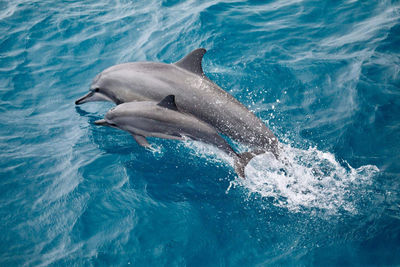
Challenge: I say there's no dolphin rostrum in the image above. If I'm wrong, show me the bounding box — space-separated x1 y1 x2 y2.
95 95 258 178
76 48 279 157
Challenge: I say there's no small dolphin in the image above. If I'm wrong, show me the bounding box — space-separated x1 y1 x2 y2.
95 95 258 178
76 48 279 156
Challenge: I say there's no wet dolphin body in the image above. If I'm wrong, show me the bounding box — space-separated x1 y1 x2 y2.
95 95 256 178
76 48 279 156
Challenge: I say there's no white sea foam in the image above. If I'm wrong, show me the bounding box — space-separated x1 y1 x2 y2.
179 139 378 215
232 144 379 214
179 139 233 166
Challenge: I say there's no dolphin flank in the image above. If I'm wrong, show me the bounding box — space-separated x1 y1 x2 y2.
76 48 279 157
95 95 259 178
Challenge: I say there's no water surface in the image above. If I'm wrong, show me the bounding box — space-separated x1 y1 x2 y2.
1 0 399 265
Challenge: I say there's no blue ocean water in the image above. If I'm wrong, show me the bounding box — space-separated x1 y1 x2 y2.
1 0 399 265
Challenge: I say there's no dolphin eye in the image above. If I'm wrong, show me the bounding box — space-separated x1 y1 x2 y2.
94 88 100 92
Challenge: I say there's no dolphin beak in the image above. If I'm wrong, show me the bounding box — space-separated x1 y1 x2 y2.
75 91 94 105
94 119 109 126
75 90 114 105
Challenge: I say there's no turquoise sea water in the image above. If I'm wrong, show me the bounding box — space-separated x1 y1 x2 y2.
1 0 399 265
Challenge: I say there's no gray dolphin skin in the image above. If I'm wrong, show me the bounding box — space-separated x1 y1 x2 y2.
76 48 279 157
95 95 256 178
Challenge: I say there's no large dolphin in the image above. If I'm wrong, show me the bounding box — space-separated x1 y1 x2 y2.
95 95 257 177
76 48 279 156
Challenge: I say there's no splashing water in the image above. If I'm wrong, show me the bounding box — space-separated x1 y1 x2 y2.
179 139 379 215
232 144 379 214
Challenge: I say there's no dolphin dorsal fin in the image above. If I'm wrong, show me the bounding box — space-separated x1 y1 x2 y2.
157 95 178 111
174 48 206 76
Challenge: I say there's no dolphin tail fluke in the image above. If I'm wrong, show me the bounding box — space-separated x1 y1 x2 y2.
234 150 265 178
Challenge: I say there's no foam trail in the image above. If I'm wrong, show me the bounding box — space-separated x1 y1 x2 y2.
179 139 234 166
230 144 379 214
179 140 378 215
